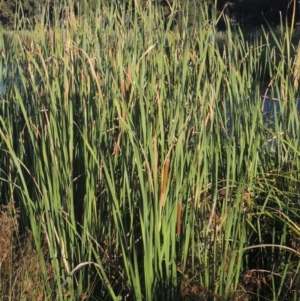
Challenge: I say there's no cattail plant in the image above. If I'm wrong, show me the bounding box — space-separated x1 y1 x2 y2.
0 1 300 300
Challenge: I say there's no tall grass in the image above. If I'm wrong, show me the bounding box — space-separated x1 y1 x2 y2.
0 0 300 300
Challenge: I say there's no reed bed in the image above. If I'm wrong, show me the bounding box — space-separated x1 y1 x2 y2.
0 1 300 300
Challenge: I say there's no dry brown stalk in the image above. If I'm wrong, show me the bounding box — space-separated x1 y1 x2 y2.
293 44 300 90
160 158 170 206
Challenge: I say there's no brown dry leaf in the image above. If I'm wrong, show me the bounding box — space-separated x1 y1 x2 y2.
36 291 43 301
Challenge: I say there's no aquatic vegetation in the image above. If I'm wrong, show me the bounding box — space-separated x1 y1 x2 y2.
0 1 300 300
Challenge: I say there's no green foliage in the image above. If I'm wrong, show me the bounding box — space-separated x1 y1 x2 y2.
0 0 38 27
0 0 17 26
0 0 297 30
1 1 300 301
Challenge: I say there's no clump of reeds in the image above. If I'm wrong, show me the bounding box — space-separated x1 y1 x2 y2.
0 1 300 300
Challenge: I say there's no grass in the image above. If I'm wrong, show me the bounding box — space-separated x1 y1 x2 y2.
0 0 300 300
